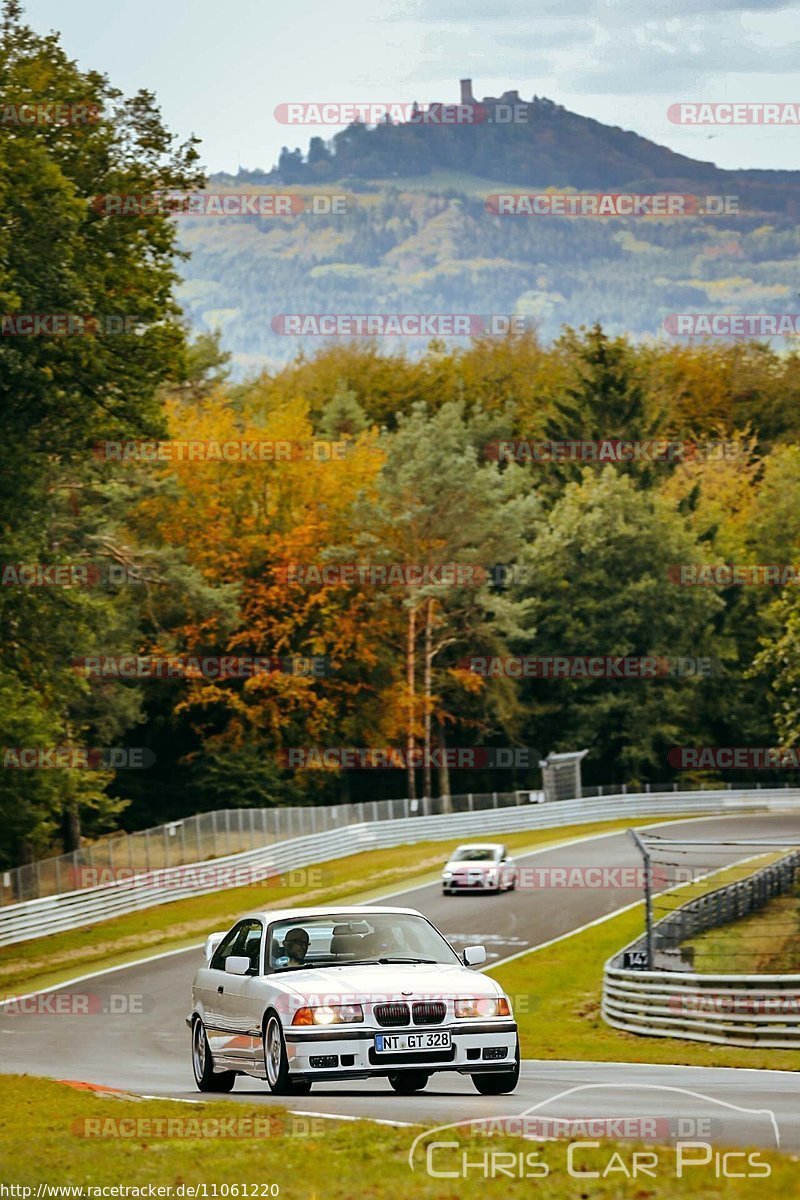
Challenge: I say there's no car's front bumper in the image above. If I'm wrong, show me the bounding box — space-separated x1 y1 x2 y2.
284 1020 518 1079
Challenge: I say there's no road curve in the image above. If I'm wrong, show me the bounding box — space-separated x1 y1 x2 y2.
2 813 798 1151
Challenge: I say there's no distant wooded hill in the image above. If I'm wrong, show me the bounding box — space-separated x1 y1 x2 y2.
175 86 800 376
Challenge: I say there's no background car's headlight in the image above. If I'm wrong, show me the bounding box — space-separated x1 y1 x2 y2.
292 1004 364 1026
455 997 512 1018
442 870 452 879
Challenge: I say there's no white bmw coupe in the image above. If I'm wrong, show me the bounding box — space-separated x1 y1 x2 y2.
188 905 519 1096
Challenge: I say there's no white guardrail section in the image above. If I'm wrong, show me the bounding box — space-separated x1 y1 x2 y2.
2 788 798 948
602 965 800 1049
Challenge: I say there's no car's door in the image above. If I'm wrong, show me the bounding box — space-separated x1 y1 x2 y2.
219 920 266 1070
205 919 262 1063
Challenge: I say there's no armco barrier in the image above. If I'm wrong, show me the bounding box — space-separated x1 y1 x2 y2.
603 848 800 1049
1 788 798 947
603 966 800 1049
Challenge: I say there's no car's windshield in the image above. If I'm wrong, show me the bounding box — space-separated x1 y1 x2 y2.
451 846 500 862
266 913 460 971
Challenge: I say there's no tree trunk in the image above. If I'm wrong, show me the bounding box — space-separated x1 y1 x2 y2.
63 798 82 853
423 597 435 800
406 604 417 800
438 717 452 812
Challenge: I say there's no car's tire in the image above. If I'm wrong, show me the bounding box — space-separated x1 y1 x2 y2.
506 875 517 892
191 1017 236 1093
471 1039 520 1095
262 1012 311 1095
263 1012 291 1094
388 1072 429 1094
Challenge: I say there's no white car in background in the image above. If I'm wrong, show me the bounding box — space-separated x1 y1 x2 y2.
188 905 519 1097
441 843 518 894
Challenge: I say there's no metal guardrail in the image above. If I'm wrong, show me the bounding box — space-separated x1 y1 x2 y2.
1 788 798 948
1 792 527 906
603 849 800 1049
3 779 793 906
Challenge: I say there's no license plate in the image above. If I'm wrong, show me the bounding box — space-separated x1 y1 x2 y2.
374 1031 452 1053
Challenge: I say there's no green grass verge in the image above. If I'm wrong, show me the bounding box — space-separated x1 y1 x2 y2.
0 1076 794 1195
489 903 800 1071
685 886 800 973
1 816 693 998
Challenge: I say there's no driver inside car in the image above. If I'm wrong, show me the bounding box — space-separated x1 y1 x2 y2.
280 927 310 967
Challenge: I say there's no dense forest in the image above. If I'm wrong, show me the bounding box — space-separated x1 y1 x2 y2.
3 5 800 870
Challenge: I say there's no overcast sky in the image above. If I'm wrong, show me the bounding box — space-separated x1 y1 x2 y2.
22 0 800 174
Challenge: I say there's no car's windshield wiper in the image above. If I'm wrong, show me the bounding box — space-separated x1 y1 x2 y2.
374 956 438 964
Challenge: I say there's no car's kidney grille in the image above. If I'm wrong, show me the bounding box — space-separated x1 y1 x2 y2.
374 1003 410 1027
412 1001 446 1026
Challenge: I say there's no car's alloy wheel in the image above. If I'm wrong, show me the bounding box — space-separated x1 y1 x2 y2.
388 1071 429 1093
191 1017 236 1093
263 1013 312 1095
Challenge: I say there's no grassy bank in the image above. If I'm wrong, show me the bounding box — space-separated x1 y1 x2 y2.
686 886 800 973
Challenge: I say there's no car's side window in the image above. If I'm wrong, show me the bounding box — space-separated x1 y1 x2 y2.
210 920 262 972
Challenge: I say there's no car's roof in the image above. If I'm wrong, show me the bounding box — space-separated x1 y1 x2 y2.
451 842 503 850
236 905 424 924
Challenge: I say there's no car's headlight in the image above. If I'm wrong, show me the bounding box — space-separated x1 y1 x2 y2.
455 996 512 1018
292 1004 364 1026
442 870 453 879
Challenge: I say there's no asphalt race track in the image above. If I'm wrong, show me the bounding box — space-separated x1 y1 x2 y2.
2 812 799 1151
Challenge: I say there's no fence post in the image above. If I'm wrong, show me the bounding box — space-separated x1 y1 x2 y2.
628 829 653 968
468 793 473 812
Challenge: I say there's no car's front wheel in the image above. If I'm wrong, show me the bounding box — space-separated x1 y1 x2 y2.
263 1013 312 1095
388 1072 429 1093
471 1039 520 1094
191 1017 236 1093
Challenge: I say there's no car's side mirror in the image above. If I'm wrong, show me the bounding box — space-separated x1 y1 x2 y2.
225 956 251 976
204 932 226 963
463 945 487 967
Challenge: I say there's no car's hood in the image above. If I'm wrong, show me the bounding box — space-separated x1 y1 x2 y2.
270 961 503 1002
